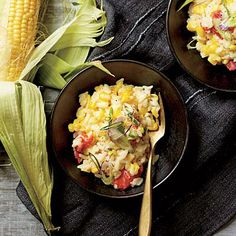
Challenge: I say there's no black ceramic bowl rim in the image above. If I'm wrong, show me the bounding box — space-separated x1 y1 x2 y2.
166 0 236 93
50 59 189 198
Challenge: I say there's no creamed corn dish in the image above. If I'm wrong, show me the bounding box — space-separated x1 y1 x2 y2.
186 0 236 70
68 79 160 190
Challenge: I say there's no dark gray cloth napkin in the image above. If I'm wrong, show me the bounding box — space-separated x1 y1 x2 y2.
16 0 236 235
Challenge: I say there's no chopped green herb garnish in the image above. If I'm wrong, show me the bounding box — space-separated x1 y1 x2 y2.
125 124 132 135
89 152 101 170
108 107 113 125
127 113 139 125
105 107 113 124
100 121 124 130
124 105 140 125
109 107 113 117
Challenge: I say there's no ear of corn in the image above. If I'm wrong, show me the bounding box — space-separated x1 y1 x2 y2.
0 0 40 81
20 0 114 89
0 0 112 233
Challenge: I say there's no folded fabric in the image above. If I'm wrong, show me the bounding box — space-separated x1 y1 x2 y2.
17 0 236 235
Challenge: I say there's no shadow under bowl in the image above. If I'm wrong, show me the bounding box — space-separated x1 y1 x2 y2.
50 59 189 198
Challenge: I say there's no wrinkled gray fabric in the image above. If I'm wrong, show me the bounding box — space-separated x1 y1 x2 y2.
16 0 236 235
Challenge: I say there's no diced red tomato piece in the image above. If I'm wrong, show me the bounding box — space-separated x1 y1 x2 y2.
203 26 223 39
73 131 94 161
75 142 83 153
113 169 133 190
74 150 82 164
113 165 143 190
212 10 222 19
83 134 94 149
210 27 223 39
228 27 235 33
203 27 211 33
226 61 236 71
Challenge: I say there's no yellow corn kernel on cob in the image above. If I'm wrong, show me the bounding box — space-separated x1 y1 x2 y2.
3 0 40 81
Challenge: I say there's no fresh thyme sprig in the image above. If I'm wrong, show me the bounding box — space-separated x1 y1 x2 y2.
89 152 101 170
100 121 124 130
124 105 139 125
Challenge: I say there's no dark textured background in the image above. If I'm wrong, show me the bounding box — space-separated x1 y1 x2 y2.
17 0 236 235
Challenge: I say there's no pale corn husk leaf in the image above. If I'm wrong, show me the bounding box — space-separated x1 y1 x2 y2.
56 46 90 67
64 60 114 82
43 53 75 74
37 64 67 89
38 60 114 89
55 4 107 67
19 18 76 81
0 81 59 233
178 0 194 11
50 36 113 51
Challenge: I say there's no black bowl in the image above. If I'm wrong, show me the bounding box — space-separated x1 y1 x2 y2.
167 0 236 92
50 59 189 198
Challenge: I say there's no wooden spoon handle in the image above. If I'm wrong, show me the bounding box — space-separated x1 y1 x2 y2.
139 154 152 236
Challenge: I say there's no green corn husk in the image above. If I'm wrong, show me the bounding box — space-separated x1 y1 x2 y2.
0 80 59 233
37 60 114 89
0 1 113 233
178 0 194 11
20 0 114 89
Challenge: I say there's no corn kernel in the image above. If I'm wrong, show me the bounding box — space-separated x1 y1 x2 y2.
151 107 159 118
68 123 74 132
113 108 122 119
88 101 96 109
229 45 236 51
148 122 158 131
97 109 105 121
195 26 205 38
95 85 103 91
91 167 99 174
186 20 198 32
5 0 40 81
114 79 124 93
128 163 140 176
121 93 131 103
139 106 148 115
223 59 229 64
99 92 110 102
192 4 205 15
